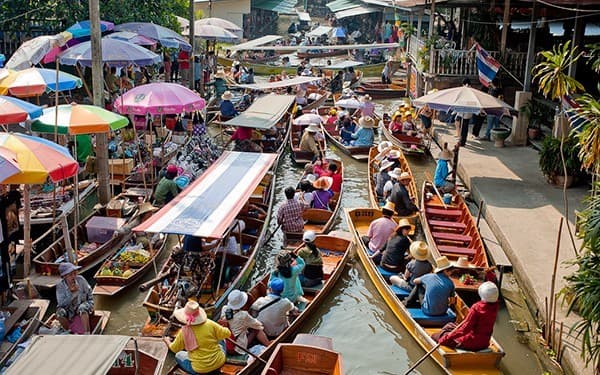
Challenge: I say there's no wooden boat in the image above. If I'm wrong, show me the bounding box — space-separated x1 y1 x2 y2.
290 122 327 166
92 234 169 296
367 146 419 226
297 49 347 59
139 152 279 328
420 181 491 294
319 107 371 161
283 158 343 247
166 234 353 375
261 334 343 375
303 88 331 112
346 208 505 374
0 299 49 367
45 310 111 335
380 118 428 156
354 81 406 99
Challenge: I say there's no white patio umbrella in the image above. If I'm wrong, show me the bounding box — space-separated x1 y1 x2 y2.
293 113 322 125
194 18 242 33
335 97 362 109
183 24 239 42
6 32 72 70
412 86 514 115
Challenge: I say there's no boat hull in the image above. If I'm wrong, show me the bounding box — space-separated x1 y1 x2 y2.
380 121 429 156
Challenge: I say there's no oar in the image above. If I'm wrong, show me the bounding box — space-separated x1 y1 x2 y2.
263 223 282 245
403 343 441 375
225 337 270 366
424 171 448 209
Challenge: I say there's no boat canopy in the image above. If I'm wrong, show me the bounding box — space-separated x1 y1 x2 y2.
230 35 283 51
324 60 364 69
306 26 333 37
226 42 399 52
235 76 321 90
223 94 295 129
297 11 311 22
135 151 277 238
5 335 131 375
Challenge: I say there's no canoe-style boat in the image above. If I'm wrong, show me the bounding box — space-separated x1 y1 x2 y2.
92 234 168 296
354 81 406 99
303 88 331 112
319 107 371 161
4 335 167 375
138 152 279 328
261 334 343 375
380 118 429 156
283 158 344 247
290 122 327 166
166 234 353 375
346 208 505 374
367 146 419 225
420 181 491 293
0 299 49 367
45 309 111 335
297 49 347 59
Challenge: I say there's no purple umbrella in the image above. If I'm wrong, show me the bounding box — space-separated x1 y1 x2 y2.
115 22 191 51
59 38 161 67
106 31 157 46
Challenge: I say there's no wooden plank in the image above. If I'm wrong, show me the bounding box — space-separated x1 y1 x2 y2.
292 334 333 350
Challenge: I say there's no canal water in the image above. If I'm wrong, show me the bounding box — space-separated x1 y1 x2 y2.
94 100 543 374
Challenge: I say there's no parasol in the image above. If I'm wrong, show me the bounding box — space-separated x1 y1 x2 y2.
31 104 129 135
113 82 206 115
186 24 239 42
293 113 322 125
59 38 161 67
194 18 242 33
5 32 72 70
66 20 115 39
0 96 43 123
412 86 515 115
0 67 82 97
115 22 191 51
105 31 158 46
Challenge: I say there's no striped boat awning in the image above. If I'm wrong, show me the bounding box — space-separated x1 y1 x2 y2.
224 94 295 129
135 151 277 238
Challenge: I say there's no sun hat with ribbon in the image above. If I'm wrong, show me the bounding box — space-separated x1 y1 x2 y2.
173 300 207 326
379 159 394 172
398 172 412 181
396 218 412 231
377 141 392 153
409 241 429 261
227 289 249 310
313 176 333 190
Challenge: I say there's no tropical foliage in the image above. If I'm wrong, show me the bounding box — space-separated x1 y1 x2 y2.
538 135 582 178
533 41 584 100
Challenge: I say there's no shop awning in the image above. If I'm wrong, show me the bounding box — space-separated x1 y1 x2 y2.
224 94 295 129
336 5 379 19
326 0 362 12
230 35 282 51
252 0 298 14
135 151 277 238
297 10 311 22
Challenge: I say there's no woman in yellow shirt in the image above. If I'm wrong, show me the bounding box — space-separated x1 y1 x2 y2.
165 301 231 374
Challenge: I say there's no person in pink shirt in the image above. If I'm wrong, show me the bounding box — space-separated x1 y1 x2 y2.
362 201 397 254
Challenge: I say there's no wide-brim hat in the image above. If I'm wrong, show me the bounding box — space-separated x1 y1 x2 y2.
221 91 233 100
392 111 402 121
398 172 412 181
410 241 429 261
454 256 476 269
305 124 320 133
59 262 81 277
388 167 403 179
434 256 452 273
358 116 376 128
438 149 453 161
377 141 392 153
313 176 333 190
379 159 394 172
396 218 412 230
381 201 395 214
360 94 372 102
173 301 207 325
135 202 158 218
227 290 249 310
387 150 401 160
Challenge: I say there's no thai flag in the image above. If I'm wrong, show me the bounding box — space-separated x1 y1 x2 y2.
562 95 584 132
475 43 501 87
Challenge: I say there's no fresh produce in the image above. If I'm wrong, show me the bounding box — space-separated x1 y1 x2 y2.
99 267 113 276
122 269 134 278
112 268 123 277
118 249 150 264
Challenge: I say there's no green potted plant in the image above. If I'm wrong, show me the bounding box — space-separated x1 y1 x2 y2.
538 134 582 187
520 100 543 140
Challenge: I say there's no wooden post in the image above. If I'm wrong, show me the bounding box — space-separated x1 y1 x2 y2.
23 185 31 276
548 217 563 344
188 0 195 90
60 215 75 264
500 0 511 53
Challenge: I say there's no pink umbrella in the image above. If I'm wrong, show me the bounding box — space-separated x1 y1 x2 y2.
113 83 206 115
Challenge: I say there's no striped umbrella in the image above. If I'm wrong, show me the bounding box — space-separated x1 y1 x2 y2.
0 147 22 183
0 132 78 184
0 67 82 97
0 96 43 123
31 104 129 135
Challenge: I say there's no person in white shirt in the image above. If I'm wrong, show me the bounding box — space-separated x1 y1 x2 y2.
250 278 298 338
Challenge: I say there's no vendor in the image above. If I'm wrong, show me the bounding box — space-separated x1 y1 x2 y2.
56 262 94 334
154 165 180 207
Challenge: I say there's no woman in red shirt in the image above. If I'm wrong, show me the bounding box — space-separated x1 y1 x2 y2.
326 163 342 193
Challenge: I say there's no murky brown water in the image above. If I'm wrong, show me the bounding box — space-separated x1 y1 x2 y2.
94 100 543 374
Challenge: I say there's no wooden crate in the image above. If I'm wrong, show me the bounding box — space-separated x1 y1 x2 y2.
108 158 134 175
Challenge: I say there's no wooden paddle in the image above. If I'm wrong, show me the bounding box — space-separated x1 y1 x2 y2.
403 343 441 375
424 171 448 209
225 337 269 366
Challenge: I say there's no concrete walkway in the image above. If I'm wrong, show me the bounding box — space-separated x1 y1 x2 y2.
432 123 592 375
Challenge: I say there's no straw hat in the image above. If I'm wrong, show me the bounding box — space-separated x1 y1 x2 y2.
438 149 453 161
478 281 499 303
398 172 412 181
410 241 429 261
454 256 475 269
135 202 158 218
381 201 395 214
379 159 394 172
358 116 376 128
221 91 233 100
396 218 411 230
305 123 320 133
360 94 372 102
387 150 401 160
303 230 316 243
227 290 249 310
377 141 392 153
387 167 403 179
329 108 337 116
313 176 333 190
434 256 452 273
59 262 81 277
173 301 207 326
391 111 402 121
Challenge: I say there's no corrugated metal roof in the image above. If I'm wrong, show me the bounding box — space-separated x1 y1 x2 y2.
326 0 362 12
252 0 298 14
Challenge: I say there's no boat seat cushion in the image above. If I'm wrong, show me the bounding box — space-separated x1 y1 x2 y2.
437 245 476 257
432 232 472 243
429 220 467 230
408 308 456 327
426 208 462 217
390 284 410 299
377 265 398 281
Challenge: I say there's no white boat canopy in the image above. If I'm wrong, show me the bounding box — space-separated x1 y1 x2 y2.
227 42 400 52
235 76 322 90
223 94 295 129
230 35 283 51
297 11 311 22
306 26 333 37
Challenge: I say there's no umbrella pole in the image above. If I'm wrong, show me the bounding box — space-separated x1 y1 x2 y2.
23 185 31 277
130 114 148 192
73 138 79 264
75 64 93 101
55 57 60 143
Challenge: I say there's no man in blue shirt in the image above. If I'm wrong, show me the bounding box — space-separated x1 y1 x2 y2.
220 91 238 118
434 148 454 193
413 256 455 316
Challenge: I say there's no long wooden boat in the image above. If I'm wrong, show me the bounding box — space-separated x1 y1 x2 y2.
346 208 505 374
319 107 371 161
92 234 169 296
420 181 491 294
261 334 343 375
290 122 327 166
166 234 353 375
367 146 419 226
45 309 111 335
284 158 343 248
297 49 347 59
139 152 279 328
354 81 406 99
380 118 428 156
303 88 331 112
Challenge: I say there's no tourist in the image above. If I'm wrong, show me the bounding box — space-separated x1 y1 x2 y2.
358 95 375 117
154 165 180 206
350 116 376 147
194 56 202 91
56 262 94 334
381 59 392 84
391 241 433 291
431 281 499 351
163 52 171 82
106 66 119 95
456 78 473 146
299 124 321 160
250 278 298 338
434 148 455 193
219 91 238 118
231 60 243 83
241 68 255 84
312 159 328 177
376 159 394 199
270 250 306 304
277 187 304 234
389 111 403 133
402 113 417 135
297 231 324 287
326 163 342 193
371 218 412 274
178 49 190 85
165 301 231 375
295 178 314 208
382 167 401 200
329 70 344 94
417 104 433 135
388 171 419 217
483 78 502 141
326 108 338 125
220 290 270 355
338 115 356 145
362 201 397 254
225 126 253 150
211 70 228 99
295 89 308 106
311 176 334 210
405 256 455 316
